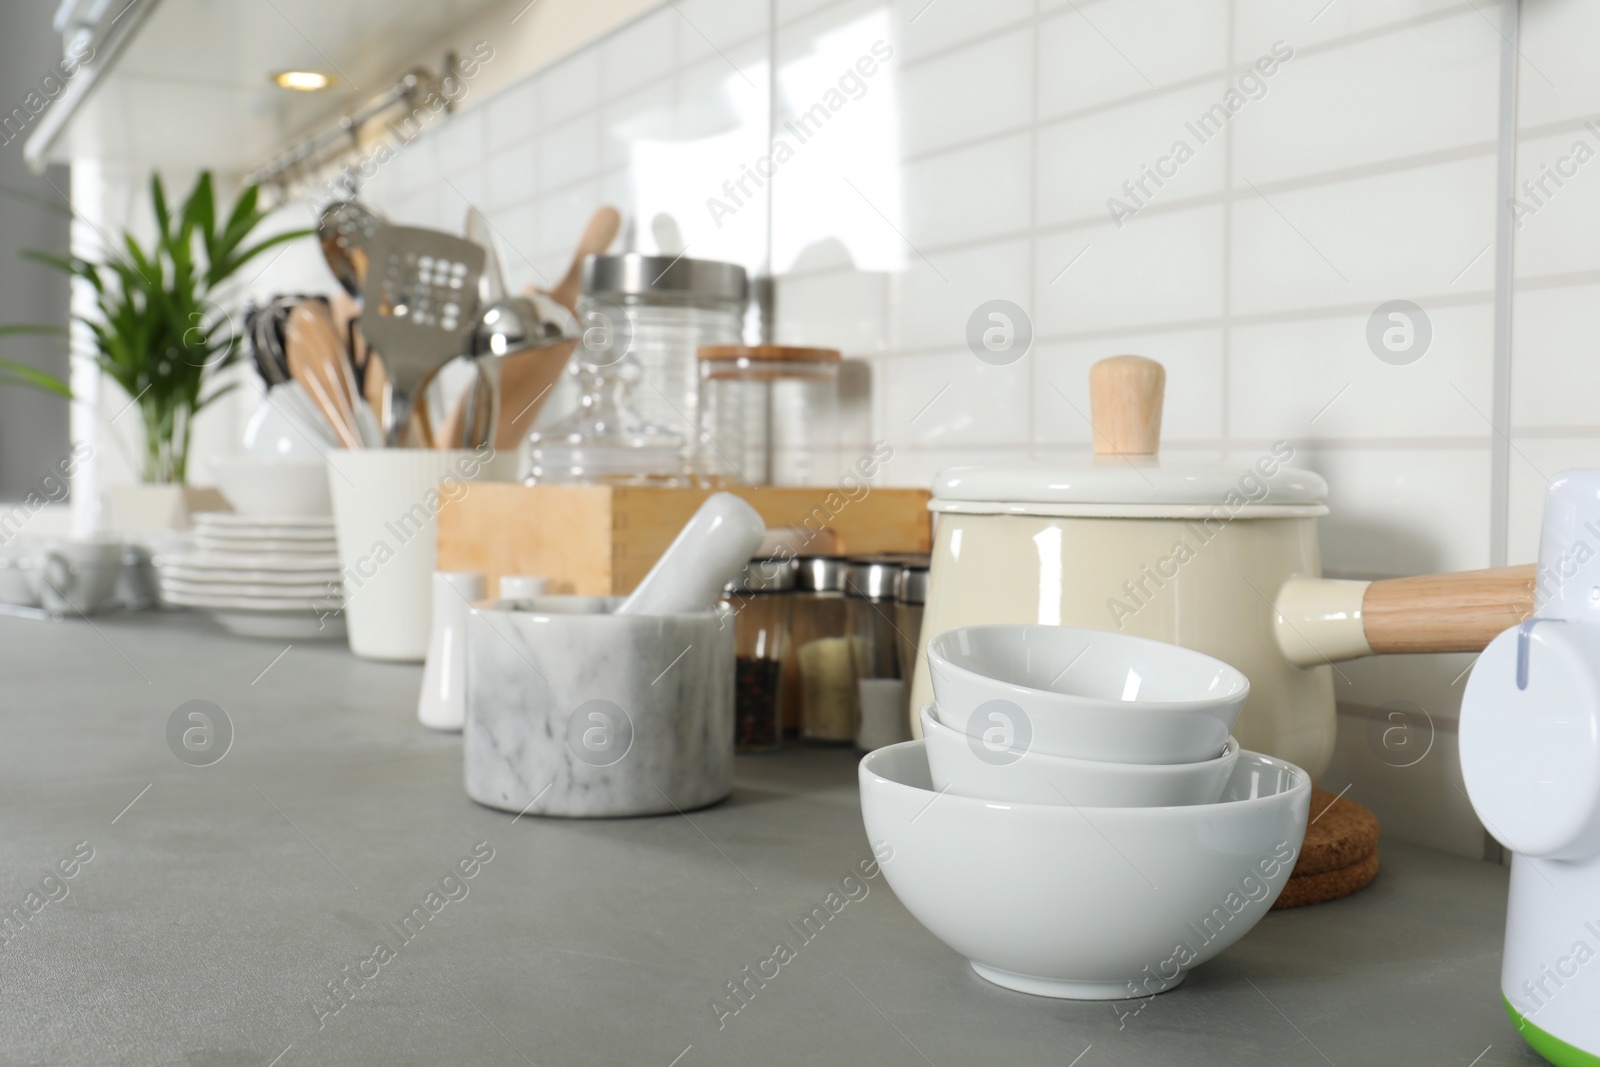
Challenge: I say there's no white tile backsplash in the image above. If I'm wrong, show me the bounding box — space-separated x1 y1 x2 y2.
1035 82 1233 227
1229 11 1500 187
1036 0 1230 120
896 28 1032 159
344 0 1592 860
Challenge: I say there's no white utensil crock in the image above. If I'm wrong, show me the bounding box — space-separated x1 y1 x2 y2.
327 448 503 661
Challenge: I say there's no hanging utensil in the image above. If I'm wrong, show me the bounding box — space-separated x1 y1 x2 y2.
358 223 486 447
318 201 384 300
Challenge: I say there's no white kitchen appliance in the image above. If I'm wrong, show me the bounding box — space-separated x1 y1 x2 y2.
1461 469 1600 1066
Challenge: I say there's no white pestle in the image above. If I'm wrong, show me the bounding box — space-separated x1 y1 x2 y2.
615 493 767 616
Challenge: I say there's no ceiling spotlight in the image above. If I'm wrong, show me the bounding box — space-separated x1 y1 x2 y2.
272 71 334 91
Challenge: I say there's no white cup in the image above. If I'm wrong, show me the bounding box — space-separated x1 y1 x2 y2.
30 538 124 614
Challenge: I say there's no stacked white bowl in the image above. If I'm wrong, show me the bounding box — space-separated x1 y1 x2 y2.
154 458 343 639
859 624 1311 1001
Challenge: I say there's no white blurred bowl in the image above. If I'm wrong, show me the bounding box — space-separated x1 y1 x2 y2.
927 625 1248 765
212 458 332 518
859 740 1309 999
920 703 1237 807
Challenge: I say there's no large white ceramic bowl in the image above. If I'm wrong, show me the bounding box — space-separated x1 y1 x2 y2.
927 624 1249 765
859 740 1309 1000
920 703 1236 807
211 457 333 518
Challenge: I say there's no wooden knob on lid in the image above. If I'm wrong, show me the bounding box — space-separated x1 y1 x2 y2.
1090 355 1165 456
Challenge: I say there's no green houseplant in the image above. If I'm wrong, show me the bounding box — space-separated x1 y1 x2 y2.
0 171 310 483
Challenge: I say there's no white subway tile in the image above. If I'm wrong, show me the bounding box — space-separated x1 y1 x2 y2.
1230 157 1499 317
774 268 889 354
1513 0 1600 129
1232 12 1499 188
1233 0 1480 58
1037 0 1230 120
434 108 485 172
1036 81 1231 227
538 180 602 264
486 76 540 153
1291 446 1493 577
895 0 1033 65
1229 302 1496 441
880 350 1033 447
540 48 601 127
674 0 771 65
1510 283 1600 430
538 115 600 192
486 140 538 212
1033 204 1226 336
900 133 1031 247
600 8 679 100
887 238 1031 351
600 81 676 173
1511 129 1600 279
897 28 1033 159
1506 437 1600 564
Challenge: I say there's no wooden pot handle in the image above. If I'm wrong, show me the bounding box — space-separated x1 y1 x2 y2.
1089 355 1165 456
1275 564 1539 667
1362 564 1538 655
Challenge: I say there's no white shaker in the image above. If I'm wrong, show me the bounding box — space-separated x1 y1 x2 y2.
615 493 766 616
499 574 550 609
419 571 486 731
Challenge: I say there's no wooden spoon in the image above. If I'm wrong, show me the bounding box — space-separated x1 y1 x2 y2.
286 304 361 449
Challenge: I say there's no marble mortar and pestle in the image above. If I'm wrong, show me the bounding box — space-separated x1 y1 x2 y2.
464 494 766 817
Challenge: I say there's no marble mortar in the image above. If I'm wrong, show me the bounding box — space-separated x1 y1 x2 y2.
464 596 734 817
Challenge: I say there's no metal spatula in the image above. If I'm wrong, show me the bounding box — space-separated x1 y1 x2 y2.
359 224 486 446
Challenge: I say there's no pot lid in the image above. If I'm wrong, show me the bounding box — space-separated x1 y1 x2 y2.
930 355 1327 516
932 456 1328 510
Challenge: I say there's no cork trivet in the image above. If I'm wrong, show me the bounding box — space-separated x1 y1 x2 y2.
1272 850 1380 910
1292 789 1380 878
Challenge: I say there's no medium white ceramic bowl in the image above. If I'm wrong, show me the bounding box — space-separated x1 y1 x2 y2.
920 703 1237 807
211 457 333 518
860 740 1309 1000
927 624 1249 765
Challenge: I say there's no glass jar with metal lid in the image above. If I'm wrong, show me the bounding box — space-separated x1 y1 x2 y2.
697 345 841 487
846 559 908 749
720 557 797 754
580 253 748 451
790 557 856 743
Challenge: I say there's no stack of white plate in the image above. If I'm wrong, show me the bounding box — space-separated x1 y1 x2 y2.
156 514 345 639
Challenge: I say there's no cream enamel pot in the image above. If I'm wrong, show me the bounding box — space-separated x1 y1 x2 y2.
907 356 1536 780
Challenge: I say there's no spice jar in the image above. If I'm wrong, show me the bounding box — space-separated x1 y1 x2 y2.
846 560 908 750
720 557 796 754
697 345 841 486
791 557 857 743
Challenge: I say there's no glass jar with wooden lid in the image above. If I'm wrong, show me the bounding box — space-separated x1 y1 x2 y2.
696 345 841 486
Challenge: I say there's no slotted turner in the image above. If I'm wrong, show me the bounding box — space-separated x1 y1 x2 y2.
359 224 486 446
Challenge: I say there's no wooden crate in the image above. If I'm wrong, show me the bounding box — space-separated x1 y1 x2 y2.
436 483 932 596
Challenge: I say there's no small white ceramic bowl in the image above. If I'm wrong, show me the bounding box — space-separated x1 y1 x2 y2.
920 704 1237 807
211 457 333 518
859 740 1309 1000
927 625 1249 765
